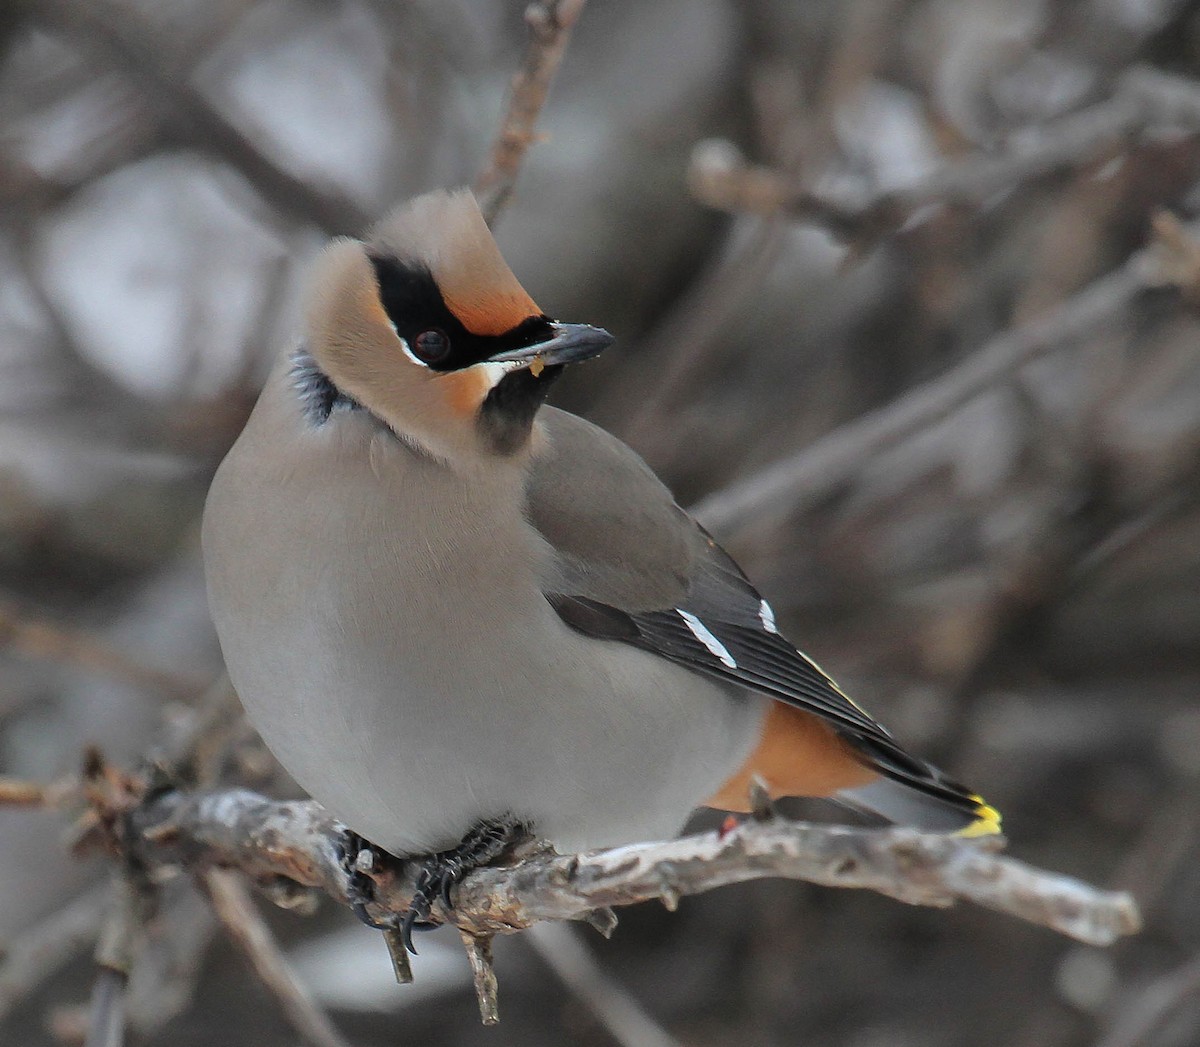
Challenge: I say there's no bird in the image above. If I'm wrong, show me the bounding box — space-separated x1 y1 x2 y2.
202 187 999 946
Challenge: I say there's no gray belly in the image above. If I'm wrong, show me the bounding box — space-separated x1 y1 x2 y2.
208 508 761 855
220 586 763 855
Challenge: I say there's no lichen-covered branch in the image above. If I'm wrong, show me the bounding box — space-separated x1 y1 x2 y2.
128 788 1140 950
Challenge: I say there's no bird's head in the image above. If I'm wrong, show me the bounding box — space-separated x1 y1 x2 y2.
304 188 613 462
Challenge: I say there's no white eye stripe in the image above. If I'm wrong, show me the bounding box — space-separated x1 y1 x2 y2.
676 609 737 668
383 319 429 369
397 336 429 368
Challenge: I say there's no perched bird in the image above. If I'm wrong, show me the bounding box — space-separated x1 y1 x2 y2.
203 188 998 943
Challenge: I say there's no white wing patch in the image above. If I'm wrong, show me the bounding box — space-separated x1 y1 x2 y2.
676 609 737 668
758 599 778 634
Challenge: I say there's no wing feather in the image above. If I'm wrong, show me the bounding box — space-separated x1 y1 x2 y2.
529 408 990 822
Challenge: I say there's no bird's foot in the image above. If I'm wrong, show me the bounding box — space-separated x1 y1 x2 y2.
399 816 529 954
337 828 401 930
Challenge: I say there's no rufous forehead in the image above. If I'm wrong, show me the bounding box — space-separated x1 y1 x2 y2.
441 284 540 337
433 237 540 336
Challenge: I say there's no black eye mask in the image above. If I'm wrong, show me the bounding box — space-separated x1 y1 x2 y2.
368 255 553 371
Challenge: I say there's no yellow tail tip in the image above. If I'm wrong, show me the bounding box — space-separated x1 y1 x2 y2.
955 797 1003 838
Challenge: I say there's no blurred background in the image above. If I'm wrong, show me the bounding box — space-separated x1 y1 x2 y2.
1 0 1199 1044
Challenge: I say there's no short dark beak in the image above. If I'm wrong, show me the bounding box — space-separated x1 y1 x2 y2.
487 322 615 368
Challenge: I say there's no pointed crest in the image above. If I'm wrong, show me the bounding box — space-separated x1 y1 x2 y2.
368 189 540 336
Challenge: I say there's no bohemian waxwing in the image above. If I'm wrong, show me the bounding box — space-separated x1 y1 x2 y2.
202 188 999 945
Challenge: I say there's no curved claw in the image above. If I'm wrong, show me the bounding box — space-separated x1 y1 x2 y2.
377 817 528 954
400 905 423 955
348 891 391 931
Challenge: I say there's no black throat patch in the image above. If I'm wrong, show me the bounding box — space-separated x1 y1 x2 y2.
478 366 564 455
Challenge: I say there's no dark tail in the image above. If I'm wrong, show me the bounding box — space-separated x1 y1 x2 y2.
836 733 1001 837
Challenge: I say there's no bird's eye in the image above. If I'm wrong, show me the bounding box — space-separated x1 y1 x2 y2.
412 328 450 364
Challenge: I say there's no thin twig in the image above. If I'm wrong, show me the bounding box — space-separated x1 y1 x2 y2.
612 0 896 449
474 0 587 226
201 869 353 1047
459 930 500 1026
691 219 1195 536
527 922 683 1047
615 218 788 445
149 673 242 783
128 788 1140 949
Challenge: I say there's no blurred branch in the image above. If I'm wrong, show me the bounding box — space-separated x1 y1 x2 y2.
200 869 352 1047
0 776 73 808
125 787 1139 954
122 888 218 1041
0 885 108 1024
616 220 787 445
84 875 153 1047
0 602 204 702
26 0 369 236
474 0 588 226
1094 952 1200 1047
82 968 126 1047
691 215 1200 536
689 65 1200 247
527 922 683 1047
612 0 901 447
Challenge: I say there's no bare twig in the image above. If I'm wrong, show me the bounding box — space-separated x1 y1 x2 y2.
1109 782 1200 923
474 0 587 226
612 0 901 449
615 219 788 445
127 788 1139 950
691 220 1197 536
150 674 243 783
459 930 500 1026
527 922 683 1047
200 869 352 1047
